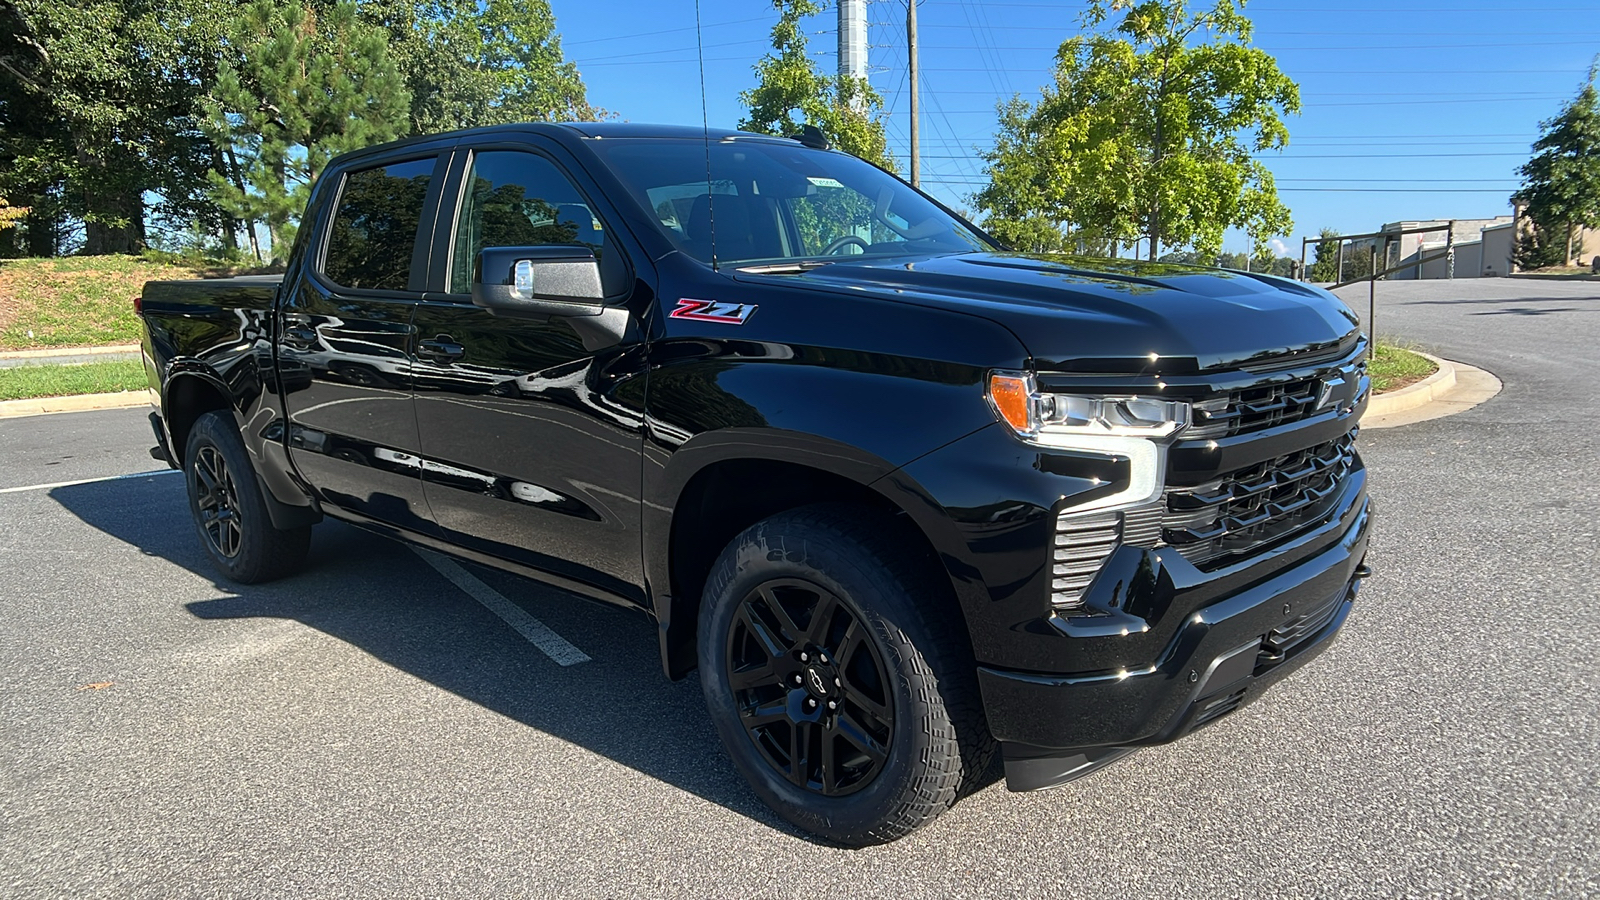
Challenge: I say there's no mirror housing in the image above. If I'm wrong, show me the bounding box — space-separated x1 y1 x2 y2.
472 245 605 318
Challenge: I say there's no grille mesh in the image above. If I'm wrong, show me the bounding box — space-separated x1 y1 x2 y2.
1163 429 1358 569
1185 377 1324 440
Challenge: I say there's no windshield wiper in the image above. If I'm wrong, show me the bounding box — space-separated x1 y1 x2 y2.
734 260 840 274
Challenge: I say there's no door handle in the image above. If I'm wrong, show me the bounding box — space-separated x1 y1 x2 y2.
282 324 319 346
417 336 465 362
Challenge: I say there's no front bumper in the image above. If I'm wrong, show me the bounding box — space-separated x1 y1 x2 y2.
980 490 1371 791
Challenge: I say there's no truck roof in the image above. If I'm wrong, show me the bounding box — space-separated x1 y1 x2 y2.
325 122 798 172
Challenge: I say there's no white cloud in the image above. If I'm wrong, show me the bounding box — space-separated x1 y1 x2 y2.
1270 238 1290 256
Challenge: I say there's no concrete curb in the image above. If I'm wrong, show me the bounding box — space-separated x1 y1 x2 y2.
1363 353 1501 430
0 391 151 420
0 344 140 360
1366 351 1454 417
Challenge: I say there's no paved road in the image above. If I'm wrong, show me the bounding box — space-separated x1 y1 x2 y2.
1 279 1597 898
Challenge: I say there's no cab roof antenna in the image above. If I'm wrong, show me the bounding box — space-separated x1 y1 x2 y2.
694 0 718 271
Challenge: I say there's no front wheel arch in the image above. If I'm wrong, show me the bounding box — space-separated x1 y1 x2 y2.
657 457 973 682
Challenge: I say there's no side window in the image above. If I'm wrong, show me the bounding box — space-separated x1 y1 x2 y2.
323 156 437 291
450 150 626 296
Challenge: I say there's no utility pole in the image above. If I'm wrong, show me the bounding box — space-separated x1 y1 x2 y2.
838 0 868 97
907 0 920 187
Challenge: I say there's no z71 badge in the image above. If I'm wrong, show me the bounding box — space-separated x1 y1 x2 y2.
669 298 757 325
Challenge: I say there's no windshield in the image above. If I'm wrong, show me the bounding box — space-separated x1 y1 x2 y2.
587 137 995 266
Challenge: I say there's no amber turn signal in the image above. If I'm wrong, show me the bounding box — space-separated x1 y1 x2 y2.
988 373 1033 434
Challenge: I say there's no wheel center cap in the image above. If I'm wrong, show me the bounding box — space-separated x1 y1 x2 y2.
806 666 830 697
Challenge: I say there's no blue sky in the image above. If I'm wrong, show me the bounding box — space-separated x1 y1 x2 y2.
549 0 1600 256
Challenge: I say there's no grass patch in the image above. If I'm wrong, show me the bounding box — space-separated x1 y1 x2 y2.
0 359 148 401
0 254 275 351
1369 342 1436 394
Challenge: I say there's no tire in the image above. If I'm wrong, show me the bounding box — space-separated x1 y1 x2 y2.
698 504 995 846
183 410 311 584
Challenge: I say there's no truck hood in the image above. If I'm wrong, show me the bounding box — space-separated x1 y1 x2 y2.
757 252 1360 373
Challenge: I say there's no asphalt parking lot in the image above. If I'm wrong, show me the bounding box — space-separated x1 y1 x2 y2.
2 279 1597 898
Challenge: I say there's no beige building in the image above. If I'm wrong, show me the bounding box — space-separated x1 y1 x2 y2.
1382 217 1513 279
1481 222 1514 277
1505 199 1600 272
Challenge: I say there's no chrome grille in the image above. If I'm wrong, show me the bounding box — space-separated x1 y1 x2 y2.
1163 429 1358 569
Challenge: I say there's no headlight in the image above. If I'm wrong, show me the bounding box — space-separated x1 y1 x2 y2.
987 372 1190 440
988 371 1189 517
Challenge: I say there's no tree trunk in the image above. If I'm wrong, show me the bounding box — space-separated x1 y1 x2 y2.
82 194 146 255
76 145 146 255
23 205 57 257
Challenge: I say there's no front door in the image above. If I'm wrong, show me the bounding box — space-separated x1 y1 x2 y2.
410 146 648 602
280 154 444 532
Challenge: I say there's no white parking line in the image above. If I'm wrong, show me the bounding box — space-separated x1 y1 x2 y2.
0 468 181 495
411 547 591 667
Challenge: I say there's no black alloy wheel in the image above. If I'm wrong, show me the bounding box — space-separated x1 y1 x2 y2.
698 504 995 846
183 410 311 584
191 444 243 559
727 578 894 797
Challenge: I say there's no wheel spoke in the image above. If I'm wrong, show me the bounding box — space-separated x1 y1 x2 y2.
728 656 779 691
193 458 219 495
819 725 838 793
756 586 806 645
788 719 806 784
805 590 839 645
736 604 791 659
741 697 788 729
835 709 889 764
835 619 865 666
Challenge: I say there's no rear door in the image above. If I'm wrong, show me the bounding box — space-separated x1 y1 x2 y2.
279 152 446 531
408 141 650 603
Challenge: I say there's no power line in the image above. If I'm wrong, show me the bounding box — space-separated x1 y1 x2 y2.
564 16 772 45
917 39 1600 50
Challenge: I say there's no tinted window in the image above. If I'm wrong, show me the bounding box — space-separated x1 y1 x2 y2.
450 150 625 295
323 157 437 291
588 140 993 265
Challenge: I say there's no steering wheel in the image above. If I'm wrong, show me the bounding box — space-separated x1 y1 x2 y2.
821 234 871 256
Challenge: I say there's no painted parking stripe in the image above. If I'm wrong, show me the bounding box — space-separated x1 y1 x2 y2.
412 547 591 667
0 468 181 495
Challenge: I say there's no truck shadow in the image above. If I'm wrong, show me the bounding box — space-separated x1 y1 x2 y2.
48 476 834 842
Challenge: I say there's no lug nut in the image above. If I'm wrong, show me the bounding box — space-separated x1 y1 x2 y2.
793 675 804 686
818 653 828 664
807 698 817 709
834 677 841 687
799 652 809 662
827 700 837 710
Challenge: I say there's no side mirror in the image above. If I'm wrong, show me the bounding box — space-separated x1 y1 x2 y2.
472 245 605 318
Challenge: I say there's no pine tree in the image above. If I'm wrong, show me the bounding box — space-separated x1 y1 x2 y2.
1514 70 1600 268
204 0 410 259
1307 228 1341 282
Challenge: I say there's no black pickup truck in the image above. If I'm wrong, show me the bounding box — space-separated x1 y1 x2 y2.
139 123 1372 846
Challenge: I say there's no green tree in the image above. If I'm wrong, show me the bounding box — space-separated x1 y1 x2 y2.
977 0 1298 260
738 0 893 170
360 0 598 133
0 0 233 255
204 0 410 259
1514 68 1600 268
1307 227 1341 282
